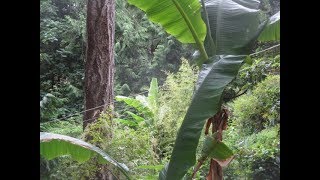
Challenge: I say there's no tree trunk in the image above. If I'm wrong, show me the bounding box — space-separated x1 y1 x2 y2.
84 0 115 179
84 0 115 130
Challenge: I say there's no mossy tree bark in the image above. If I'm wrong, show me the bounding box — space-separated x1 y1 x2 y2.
84 0 115 130
84 0 115 179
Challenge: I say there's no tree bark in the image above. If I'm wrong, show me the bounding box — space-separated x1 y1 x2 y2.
84 0 115 129
84 0 115 179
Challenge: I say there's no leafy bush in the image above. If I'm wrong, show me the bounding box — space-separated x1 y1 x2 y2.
40 82 83 123
240 55 280 88
40 118 82 138
86 113 158 179
224 125 280 179
230 75 280 136
108 125 158 178
222 74 280 179
223 54 280 102
154 58 198 161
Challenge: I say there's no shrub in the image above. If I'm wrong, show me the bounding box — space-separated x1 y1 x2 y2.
224 126 280 179
230 75 280 136
223 74 280 179
154 58 198 161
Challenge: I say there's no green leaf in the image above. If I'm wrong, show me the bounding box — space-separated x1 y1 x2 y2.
127 0 206 44
125 111 145 123
135 95 149 107
245 55 253 65
258 11 280 42
147 78 158 114
204 0 262 55
114 118 138 127
40 132 131 179
200 135 234 167
136 165 164 171
116 95 153 118
161 55 245 179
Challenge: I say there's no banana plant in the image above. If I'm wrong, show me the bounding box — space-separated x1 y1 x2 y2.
129 0 279 179
115 78 159 126
40 132 131 179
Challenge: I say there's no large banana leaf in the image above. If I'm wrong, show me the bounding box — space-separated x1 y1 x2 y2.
160 55 245 179
40 132 131 179
204 0 262 56
258 11 280 42
127 0 206 44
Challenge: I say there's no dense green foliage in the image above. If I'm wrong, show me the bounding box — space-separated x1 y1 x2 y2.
231 75 280 135
40 0 280 179
40 0 193 124
154 59 198 162
41 55 280 179
41 58 198 179
223 76 280 179
115 0 194 94
40 0 85 122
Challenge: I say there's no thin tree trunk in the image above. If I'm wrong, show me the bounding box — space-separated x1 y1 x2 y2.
84 0 115 129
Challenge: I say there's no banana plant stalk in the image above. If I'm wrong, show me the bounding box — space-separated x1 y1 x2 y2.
192 107 231 180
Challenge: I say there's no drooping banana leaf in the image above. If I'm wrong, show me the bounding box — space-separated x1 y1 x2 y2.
258 11 280 42
204 0 262 56
160 55 245 179
40 132 131 179
127 0 206 44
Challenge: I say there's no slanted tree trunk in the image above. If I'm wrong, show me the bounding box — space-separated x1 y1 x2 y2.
84 0 115 130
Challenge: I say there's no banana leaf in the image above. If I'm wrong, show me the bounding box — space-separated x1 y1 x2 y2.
160 55 245 179
127 0 206 44
258 11 280 42
40 132 131 179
